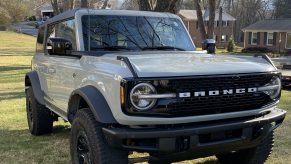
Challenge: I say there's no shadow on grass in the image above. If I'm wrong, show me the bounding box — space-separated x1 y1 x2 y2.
0 91 25 100
53 124 71 134
283 85 291 91
0 66 31 72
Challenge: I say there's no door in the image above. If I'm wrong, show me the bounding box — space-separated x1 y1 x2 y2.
45 19 80 111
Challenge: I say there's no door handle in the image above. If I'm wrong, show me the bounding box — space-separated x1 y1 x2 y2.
48 68 56 74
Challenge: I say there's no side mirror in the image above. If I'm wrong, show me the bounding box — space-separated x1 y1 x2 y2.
202 39 216 54
47 37 72 55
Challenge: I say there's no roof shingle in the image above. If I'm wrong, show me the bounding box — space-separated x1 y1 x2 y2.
242 19 291 32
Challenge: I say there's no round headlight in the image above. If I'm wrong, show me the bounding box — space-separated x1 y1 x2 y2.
259 76 281 99
130 83 157 111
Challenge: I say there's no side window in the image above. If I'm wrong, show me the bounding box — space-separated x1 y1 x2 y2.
36 26 45 53
46 19 77 53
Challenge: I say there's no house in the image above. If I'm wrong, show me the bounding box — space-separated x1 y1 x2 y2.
178 10 236 47
34 2 54 21
242 19 291 53
74 0 121 9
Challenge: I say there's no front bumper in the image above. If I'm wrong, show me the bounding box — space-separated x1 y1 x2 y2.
103 108 285 160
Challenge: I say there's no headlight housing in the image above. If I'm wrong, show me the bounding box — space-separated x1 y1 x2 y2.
258 76 281 99
130 83 157 111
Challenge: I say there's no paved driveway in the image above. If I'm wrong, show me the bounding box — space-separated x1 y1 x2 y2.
12 22 38 37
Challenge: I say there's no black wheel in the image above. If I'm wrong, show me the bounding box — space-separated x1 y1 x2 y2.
26 86 53 135
70 108 128 164
216 130 274 164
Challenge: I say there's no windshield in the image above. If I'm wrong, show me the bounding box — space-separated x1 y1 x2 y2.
82 15 195 51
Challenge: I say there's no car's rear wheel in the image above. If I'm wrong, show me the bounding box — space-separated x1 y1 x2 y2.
216 129 274 164
26 86 53 135
70 108 128 164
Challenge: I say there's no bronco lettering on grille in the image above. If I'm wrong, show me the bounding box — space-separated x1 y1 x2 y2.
178 87 258 98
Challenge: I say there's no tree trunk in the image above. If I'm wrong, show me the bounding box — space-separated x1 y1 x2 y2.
81 0 88 8
194 0 207 40
51 0 60 15
138 0 152 11
70 0 75 9
208 0 215 39
101 0 109 9
139 0 181 13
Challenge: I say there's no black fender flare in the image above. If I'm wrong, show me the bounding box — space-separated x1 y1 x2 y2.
68 86 117 124
25 71 45 105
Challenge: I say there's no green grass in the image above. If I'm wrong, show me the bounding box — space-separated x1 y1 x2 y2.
0 31 290 164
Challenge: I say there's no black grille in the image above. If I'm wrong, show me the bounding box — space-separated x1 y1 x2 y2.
124 73 278 117
160 73 275 117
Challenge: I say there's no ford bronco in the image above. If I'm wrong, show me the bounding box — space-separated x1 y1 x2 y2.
25 9 286 164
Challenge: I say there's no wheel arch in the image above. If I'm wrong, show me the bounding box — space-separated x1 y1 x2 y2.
67 85 117 124
25 71 45 105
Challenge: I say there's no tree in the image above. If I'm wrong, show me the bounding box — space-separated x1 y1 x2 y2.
208 0 216 39
194 0 207 40
81 0 88 7
194 0 216 40
138 0 182 13
273 0 291 18
227 37 235 52
0 0 28 23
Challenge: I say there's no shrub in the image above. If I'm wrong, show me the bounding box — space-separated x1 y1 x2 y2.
242 47 273 53
227 37 235 52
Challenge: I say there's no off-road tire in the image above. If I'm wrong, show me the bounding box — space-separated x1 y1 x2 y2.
216 130 274 164
26 87 53 135
70 108 128 164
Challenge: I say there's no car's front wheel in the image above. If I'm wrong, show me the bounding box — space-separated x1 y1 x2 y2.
216 129 274 164
70 108 128 164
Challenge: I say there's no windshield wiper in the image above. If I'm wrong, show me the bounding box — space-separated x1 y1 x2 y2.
141 46 186 51
91 46 133 51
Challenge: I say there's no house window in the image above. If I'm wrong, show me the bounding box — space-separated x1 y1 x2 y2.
286 33 291 49
221 35 227 42
222 21 227 27
227 20 231 26
251 32 258 45
267 33 274 46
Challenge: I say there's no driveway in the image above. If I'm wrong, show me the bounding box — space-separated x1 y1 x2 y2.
11 22 38 37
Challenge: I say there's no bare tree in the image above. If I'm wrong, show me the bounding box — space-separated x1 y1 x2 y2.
101 0 109 9
194 0 207 40
81 0 88 7
137 0 182 13
208 0 216 39
51 0 60 15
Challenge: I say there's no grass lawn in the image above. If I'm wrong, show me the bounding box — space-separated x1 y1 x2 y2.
0 31 290 164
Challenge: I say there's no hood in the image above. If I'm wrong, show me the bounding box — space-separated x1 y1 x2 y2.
109 51 276 77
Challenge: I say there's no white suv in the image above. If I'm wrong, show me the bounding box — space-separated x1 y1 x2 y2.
25 9 286 164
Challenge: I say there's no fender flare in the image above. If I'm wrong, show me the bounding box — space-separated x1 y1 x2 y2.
68 86 117 124
25 71 45 105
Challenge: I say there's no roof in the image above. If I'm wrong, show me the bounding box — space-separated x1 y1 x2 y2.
41 8 180 27
178 9 236 21
242 19 291 32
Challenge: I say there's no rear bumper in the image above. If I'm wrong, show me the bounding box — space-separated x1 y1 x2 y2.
103 108 285 160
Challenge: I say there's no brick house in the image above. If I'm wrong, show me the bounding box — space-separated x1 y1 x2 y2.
242 19 291 53
178 10 236 47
